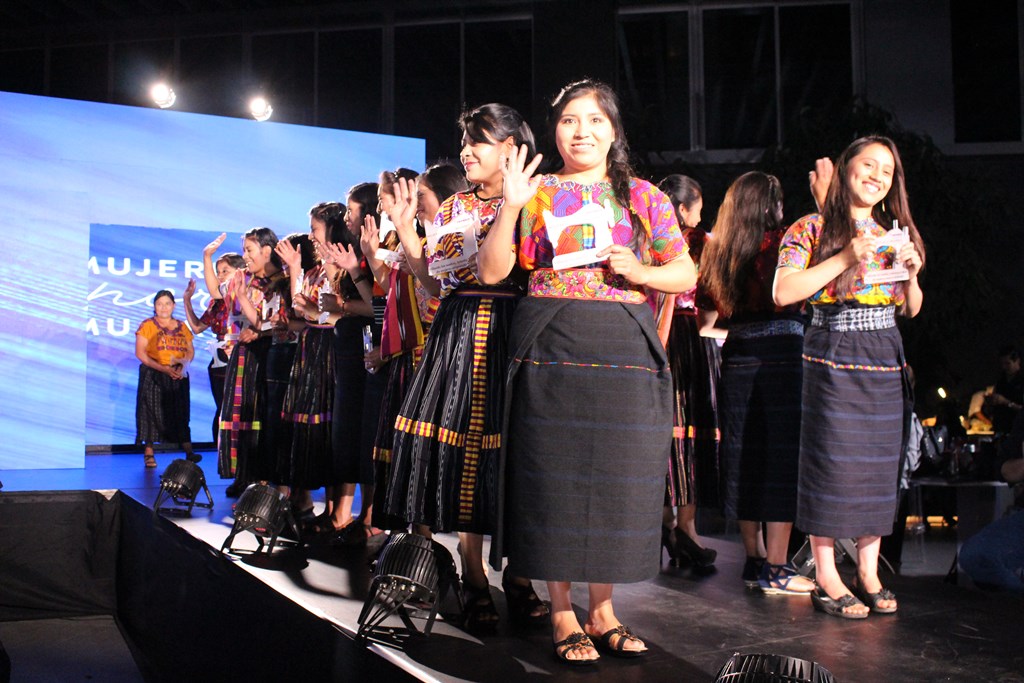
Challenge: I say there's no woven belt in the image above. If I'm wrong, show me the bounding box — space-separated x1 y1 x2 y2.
729 318 805 339
810 306 895 331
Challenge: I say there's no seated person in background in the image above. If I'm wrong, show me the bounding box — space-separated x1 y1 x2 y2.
966 387 994 434
958 412 1024 593
985 346 1024 435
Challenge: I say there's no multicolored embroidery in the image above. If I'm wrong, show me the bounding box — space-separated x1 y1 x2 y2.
527 268 648 304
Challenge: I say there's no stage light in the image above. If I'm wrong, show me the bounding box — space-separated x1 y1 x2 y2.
150 83 176 109
715 652 835 682
249 96 273 122
152 459 213 516
938 387 947 399
356 532 460 642
220 483 298 555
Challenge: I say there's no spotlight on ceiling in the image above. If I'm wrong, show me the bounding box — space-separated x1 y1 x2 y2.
250 96 273 122
150 83 176 109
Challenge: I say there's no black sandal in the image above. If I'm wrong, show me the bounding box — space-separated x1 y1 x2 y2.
553 632 598 666
591 624 647 658
810 587 869 619
852 578 898 614
501 573 549 627
461 581 499 633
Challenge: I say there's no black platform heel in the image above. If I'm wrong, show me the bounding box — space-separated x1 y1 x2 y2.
674 530 717 568
662 525 681 566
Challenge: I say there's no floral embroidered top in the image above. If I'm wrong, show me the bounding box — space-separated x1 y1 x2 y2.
429 191 520 298
137 317 193 366
696 229 803 323
199 294 246 358
518 176 686 303
777 214 906 307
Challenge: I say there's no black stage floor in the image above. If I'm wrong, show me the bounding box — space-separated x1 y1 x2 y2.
1 451 1022 682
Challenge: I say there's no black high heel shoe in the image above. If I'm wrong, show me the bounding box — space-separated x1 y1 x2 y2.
673 530 717 568
661 526 680 566
501 573 549 627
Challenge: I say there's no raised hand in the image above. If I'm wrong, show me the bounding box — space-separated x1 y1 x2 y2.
392 177 419 231
275 239 302 271
228 269 246 297
183 278 197 299
203 233 227 257
323 241 360 272
809 157 834 211
501 144 543 209
361 216 381 256
597 244 648 285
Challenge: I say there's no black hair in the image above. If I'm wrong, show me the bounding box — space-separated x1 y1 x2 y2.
460 103 536 159
658 174 703 215
242 226 283 270
284 232 317 272
215 252 246 270
153 289 175 304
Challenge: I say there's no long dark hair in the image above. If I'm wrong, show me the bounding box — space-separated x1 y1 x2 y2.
243 226 282 271
814 135 926 297
419 162 470 207
699 172 783 318
548 79 644 250
460 103 536 181
310 201 347 257
658 174 703 217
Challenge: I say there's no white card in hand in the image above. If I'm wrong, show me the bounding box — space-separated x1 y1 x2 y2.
544 200 616 270
863 222 910 284
427 211 480 276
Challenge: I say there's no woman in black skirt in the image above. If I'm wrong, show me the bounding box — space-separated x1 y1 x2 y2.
386 104 548 632
135 289 199 468
479 80 696 664
774 136 925 618
657 174 721 568
698 172 815 596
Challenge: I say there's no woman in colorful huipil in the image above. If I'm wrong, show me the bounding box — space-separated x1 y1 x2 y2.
479 80 696 664
276 217 336 506
361 166 466 533
657 174 721 569
385 104 548 632
774 136 925 618
183 251 245 443
135 289 199 468
216 227 286 496
698 172 816 596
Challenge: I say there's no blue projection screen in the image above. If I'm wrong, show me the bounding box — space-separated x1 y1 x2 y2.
0 91 424 469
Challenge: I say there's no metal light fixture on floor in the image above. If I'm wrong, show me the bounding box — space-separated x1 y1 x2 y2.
152 459 213 516
715 652 836 683
356 532 461 642
220 484 298 555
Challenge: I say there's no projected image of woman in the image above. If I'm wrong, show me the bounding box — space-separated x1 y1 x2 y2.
135 289 200 468
217 227 287 497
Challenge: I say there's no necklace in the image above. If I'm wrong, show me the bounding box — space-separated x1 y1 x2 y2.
474 187 502 202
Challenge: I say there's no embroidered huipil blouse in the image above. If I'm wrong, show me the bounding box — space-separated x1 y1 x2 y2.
429 191 516 299
778 214 907 307
137 317 194 366
518 176 686 303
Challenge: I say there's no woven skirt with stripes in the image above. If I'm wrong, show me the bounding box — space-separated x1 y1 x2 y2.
372 349 418 531
217 336 272 482
385 289 517 535
501 298 673 584
666 309 722 508
796 318 908 538
135 364 192 446
718 322 804 522
280 327 334 489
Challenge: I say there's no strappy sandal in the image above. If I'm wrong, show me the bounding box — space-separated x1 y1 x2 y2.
553 631 598 666
759 563 815 596
852 578 898 614
810 587 869 619
500 573 549 627
461 581 499 633
591 624 647 658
